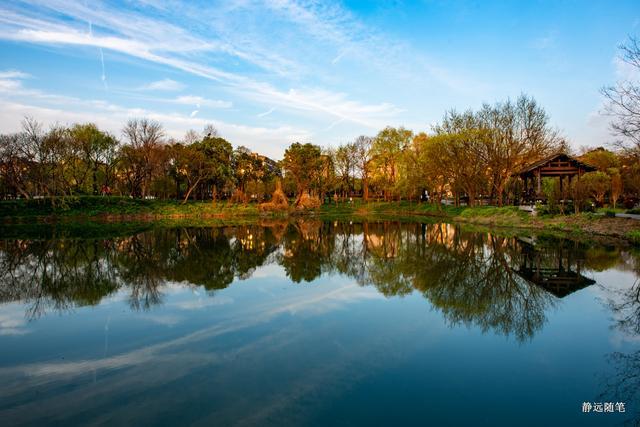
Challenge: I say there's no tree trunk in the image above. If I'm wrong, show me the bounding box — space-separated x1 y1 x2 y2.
182 178 202 204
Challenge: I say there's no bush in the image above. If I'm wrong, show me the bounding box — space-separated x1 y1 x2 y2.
604 210 617 218
627 230 640 246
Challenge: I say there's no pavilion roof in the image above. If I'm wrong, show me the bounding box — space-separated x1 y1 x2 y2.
516 152 597 176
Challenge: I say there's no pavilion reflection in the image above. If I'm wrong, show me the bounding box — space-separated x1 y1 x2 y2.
515 238 596 298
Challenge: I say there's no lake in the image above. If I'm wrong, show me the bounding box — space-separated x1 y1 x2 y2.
0 220 638 426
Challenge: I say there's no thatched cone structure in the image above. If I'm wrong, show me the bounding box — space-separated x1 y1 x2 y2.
295 190 321 210
259 180 289 212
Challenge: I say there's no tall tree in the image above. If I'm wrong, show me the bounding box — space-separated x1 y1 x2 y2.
199 134 233 201
475 95 559 205
354 135 373 200
282 142 322 203
68 123 118 194
370 127 413 201
334 142 358 199
602 36 640 158
121 118 165 197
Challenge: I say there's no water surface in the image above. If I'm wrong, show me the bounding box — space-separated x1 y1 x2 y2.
0 221 638 426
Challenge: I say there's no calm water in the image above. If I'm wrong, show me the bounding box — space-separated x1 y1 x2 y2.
0 221 639 426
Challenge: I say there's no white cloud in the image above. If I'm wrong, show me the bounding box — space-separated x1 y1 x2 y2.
0 305 31 336
140 78 185 91
0 70 31 79
0 2 410 130
0 69 29 91
174 95 232 108
0 91 311 159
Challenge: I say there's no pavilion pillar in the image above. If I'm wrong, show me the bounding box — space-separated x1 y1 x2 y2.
536 170 541 195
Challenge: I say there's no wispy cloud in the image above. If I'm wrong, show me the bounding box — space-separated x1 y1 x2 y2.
175 95 232 109
0 70 27 91
140 78 186 91
0 1 409 130
0 70 31 79
257 107 275 118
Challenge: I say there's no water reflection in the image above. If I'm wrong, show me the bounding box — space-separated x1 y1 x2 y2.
1 221 633 343
599 273 640 425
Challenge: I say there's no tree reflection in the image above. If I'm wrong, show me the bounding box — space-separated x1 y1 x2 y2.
0 220 617 345
599 252 640 425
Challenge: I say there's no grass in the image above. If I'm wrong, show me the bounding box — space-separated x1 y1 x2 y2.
0 196 261 220
627 230 640 245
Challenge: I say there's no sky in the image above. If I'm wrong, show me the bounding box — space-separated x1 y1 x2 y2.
0 0 638 159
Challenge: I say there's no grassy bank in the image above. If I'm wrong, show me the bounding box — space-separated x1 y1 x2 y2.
0 196 260 220
1 197 639 244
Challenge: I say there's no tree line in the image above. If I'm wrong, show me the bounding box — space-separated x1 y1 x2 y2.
1 94 637 209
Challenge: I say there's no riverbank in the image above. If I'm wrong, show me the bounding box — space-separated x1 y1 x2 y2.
1 197 639 244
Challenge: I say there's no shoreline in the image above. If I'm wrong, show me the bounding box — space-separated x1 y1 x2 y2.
1 198 639 245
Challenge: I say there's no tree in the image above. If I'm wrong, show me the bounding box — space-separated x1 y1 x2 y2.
68 123 118 194
610 169 623 209
121 118 165 198
0 132 31 198
172 143 212 203
465 95 559 206
370 127 413 201
334 142 357 200
602 36 640 158
570 177 589 213
580 147 620 172
199 134 233 201
282 142 322 203
413 133 449 209
542 177 563 214
232 146 259 196
315 149 336 202
582 171 610 207
353 135 373 201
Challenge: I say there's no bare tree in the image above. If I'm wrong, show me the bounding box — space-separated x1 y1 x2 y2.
121 118 165 197
203 124 219 138
602 36 640 157
122 118 165 149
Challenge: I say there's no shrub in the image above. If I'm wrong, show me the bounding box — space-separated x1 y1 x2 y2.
627 230 640 246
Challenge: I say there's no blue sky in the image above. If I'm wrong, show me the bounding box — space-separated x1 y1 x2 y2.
0 0 638 158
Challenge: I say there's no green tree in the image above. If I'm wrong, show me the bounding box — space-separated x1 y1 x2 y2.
68 123 118 194
370 126 413 201
580 147 620 172
334 142 358 200
282 142 322 203
582 171 611 206
354 135 373 200
199 134 233 201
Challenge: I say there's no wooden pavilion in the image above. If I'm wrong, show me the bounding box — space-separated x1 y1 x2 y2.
516 152 596 202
